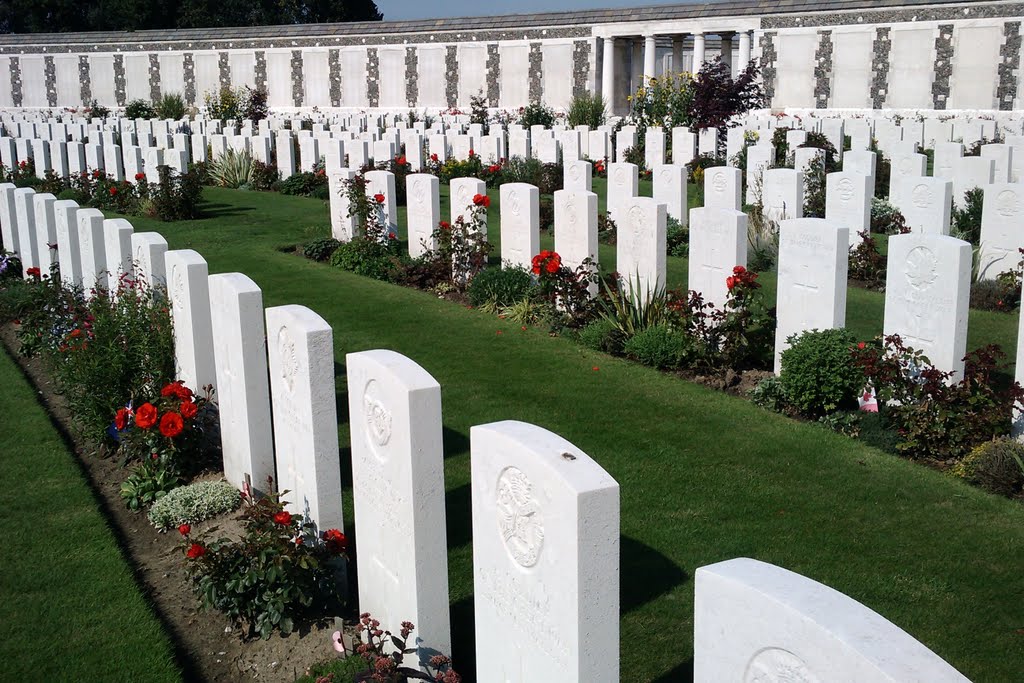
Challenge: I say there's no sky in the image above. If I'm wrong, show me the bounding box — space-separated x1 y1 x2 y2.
378 0 699 21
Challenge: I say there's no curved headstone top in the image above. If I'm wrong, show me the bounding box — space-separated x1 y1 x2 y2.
694 557 971 683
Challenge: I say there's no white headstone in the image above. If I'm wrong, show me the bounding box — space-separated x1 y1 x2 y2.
365 170 399 237
606 162 638 225
406 173 441 258
500 183 540 272
774 218 850 373
893 176 953 235
883 233 971 380
166 249 217 392
617 197 667 300
952 156 994 208
53 199 81 288
653 164 688 225
209 273 276 496
13 188 38 275
932 142 963 181
103 218 134 292
564 161 592 192
553 189 599 287
645 128 666 168
31 192 58 276
978 182 1024 280
761 168 804 222
745 144 774 205
981 144 1013 183
694 558 971 683
77 208 106 294
131 232 168 291
471 420 619 683
276 132 296 178
347 349 451 666
703 166 742 211
0 183 17 255
825 172 872 247
888 151 927 200
265 305 343 534
327 168 358 242
842 149 876 185
450 177 487 235
688 207 748 308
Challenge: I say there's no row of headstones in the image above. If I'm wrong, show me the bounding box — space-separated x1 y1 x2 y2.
0 170 973 681
0 135 189 182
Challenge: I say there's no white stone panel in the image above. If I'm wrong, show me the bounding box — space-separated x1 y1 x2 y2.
166 249 217 393
417 47 446 109
20 57 47 108
229 51 256 89
303 50 330 108
542 42 574 110
949 25 1001 110
829 30 872 108
499 45 530 109
457 45 487 107
124 54 150 102
500 183 540 271
193 52 220 104
688 207 747 309
266 51 292 108
887 28 935 109
54 55 82 107
159 54 186 98
773 32 816 108
378 48 406 109
341 49 369 108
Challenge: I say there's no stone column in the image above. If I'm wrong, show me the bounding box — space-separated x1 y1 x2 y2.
602 37 616 113
720 32 735 75
672 35 685 74
693 32 706 71
643 34 657 83
739 31 752 67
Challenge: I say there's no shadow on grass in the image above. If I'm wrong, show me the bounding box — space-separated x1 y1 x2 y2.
445 482 472 550
443 425 470 459
201 201 255 219
621 535 689 614
450 595 477 683
651 658 695 682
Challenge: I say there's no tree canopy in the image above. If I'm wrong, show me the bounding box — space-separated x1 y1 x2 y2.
0 0 384 34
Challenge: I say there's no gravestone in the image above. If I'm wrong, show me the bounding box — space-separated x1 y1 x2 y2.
559 130 580 163
103 218 134 292
726 128 747 164
588 130 610 161
347 350 451 668
406 173 441 258
31 193 58 276
671 127 696 166
77 208 107 294
887 151 926 200
144 147 163 184
265 305 344 535
981 144 1013 183
615 129 636 162
883 233 971 380
688 207 748 308
535 136 560 165
761 169 804 222
450 177 487 236
978 182 1024 280
893 177 953 235
275 132 296 178
553 189 599 292
825 172 872 247
298 137 320 173
773 218 850 374
652 164 687 225
786 129 808 149
103 144 125 181
13 187 38 275
952 156 993 209
31 139 51 175
699 128 718 157
53 199 82 288
694 558 971 683
365 170 399 237
500 183 540 272
471 420 619 683
67 141 87 176
842 149 876 185
606 162 638 225
327 169 358 242
703 166 742 211
645 128 666 168
932 142 963 181
564 161 592 192
131 232 168 291
208 273 276 497
165 249 217 392
745 144 774 205
617 197 666 300
794 147 824 174
0 183 16 255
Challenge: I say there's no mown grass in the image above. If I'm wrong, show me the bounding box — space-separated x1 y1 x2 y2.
105 185 1024 681
0 347 182 682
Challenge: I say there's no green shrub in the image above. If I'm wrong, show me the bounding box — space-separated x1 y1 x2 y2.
951 437 1024 497
666 216 688 257
120 458 181 511
125 99 156 119
578 318 625 355
278 170 327 197
148 479 242 530
870 197 908 235
154 92 186 120
146 166 204 221
780 328 864 416
303 237 341 262
749 374 787 412
86 100 110 119
623 323 689 369
329 237 396 281
467 266 534 307
518 102 556 128
951 187 984 244
209 149 254 188
250 160 280 191
567 91 606 128
970 278 1019 312
56 187 85 203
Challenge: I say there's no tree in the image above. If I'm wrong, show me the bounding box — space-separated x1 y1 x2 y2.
0 0 383 33
689 57 766 133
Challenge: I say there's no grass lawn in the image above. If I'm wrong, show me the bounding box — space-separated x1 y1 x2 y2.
0 346 182 682
99 184 1024 681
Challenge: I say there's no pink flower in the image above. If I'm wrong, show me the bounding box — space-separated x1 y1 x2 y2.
332 630 345 653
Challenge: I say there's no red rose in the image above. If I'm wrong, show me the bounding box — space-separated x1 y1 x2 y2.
726 276 736 290
430 153 438 162
159 411 184 438
374 193 385 204
468 149 475 156
180 400 198 419
135 172 146 181
186 543 206 559
323 528 347 553
178 523 191 536
273 511 292 526
857 341 866 350
545 257 560 274
114 407 131 431
733 265 746 275
439 221 451 230
397 155 406 165
135 402 158 429
109 186 117 195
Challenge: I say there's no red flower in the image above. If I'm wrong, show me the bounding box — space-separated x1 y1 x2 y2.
545 253 561 274
725 276 736 290
472 193 490 208
430 153 438 162
468 149 475 156
26 267 41 278
857 341 866 350
109 186 117 196
180 400 198 419
186 543 206 559
439 221 451 230
178 523 191 536
396 155 406 165
135 402 158 429
161 381 193 400
91 170 100 178
159 411 184 438
374 193 385 204
733 265 746 275
114 407 131 431
134 172 146 181
69 329 82 338
323 528 347 553
273 511 292 526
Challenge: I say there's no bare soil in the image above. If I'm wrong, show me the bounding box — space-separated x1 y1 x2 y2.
1 324 343 682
